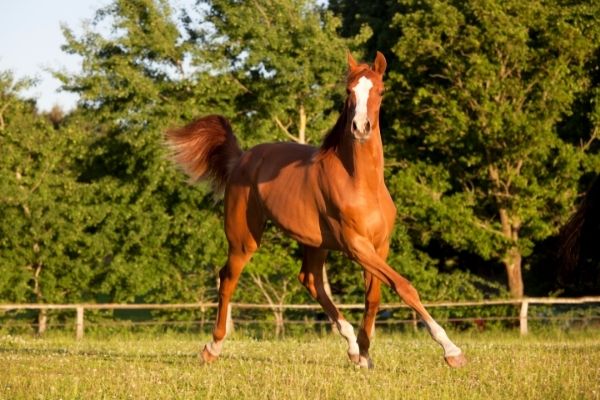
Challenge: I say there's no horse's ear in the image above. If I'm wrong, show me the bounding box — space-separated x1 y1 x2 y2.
373 51 387 75
347 51 358 70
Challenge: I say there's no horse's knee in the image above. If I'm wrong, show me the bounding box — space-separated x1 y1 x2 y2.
297 271 306 285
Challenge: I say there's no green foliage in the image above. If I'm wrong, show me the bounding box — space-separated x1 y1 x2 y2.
1 0 599 311
55 0 229 303
334 0 600 296
189 0 367 145
0 72 96 303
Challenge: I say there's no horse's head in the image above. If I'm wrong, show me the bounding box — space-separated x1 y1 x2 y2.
346 52 387 143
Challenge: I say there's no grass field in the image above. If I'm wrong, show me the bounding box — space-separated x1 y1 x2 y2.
1 329 599 399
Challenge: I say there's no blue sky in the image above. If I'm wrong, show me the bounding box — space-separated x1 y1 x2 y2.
0 0 110 111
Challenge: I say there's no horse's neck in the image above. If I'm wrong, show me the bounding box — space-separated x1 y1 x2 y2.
338 128 385 188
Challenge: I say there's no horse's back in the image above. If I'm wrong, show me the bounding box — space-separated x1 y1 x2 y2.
228 142 331 247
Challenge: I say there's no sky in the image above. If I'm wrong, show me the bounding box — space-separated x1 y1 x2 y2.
0 0 110 112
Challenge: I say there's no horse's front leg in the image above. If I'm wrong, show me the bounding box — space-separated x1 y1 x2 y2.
356 241 388 369
356 270 381 369
346 234 467 368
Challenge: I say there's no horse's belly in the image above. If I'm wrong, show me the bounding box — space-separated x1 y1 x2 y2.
265 200 326 247
258 179 326 247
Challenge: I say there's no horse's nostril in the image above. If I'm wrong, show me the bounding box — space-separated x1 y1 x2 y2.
352 120 358 132
365 120 371 132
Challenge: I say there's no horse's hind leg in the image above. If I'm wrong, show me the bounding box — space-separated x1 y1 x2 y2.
201 248 254 363
201 190 263 363
298 246 360 364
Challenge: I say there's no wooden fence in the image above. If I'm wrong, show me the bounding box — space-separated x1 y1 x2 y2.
1 296 599 339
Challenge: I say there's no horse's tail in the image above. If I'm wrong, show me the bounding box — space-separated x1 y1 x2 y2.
166 115 243 195
558 175 600 275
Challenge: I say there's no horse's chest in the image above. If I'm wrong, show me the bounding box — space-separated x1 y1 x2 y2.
362 202 389 240
344 190 394 241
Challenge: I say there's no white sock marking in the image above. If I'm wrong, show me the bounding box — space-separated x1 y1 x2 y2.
426 320 462 357
206 339 223 356
206 305 232 357
337 319 359 356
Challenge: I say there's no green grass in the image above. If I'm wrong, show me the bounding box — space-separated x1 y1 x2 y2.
1 330 599 399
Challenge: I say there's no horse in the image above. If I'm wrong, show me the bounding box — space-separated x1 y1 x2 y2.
166 52 466 369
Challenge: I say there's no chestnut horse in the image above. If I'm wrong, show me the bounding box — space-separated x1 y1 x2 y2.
166 52 466 368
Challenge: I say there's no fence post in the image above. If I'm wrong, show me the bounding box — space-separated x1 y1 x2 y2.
519 300 529 336
76 306 85 340
411 310 418 332
200 303 206 332
37 309 47 335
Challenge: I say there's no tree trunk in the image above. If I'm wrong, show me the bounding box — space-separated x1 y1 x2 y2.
32 262 47 334
298 103 306 145
489 163 525 299
497 207 524 298
274 308 285 337
504 247 524 298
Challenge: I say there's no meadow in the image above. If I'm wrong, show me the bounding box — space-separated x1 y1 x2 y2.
1 329 599 399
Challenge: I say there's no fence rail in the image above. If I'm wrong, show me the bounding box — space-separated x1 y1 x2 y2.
1 297 599 339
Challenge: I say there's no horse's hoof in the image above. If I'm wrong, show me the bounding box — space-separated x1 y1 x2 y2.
348 352 360 364
445 353 467 368
200 345 218 364
357 355 374 370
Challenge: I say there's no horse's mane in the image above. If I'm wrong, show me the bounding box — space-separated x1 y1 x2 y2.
319 99 349 153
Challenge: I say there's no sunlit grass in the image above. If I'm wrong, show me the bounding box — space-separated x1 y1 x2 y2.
1 329 599 399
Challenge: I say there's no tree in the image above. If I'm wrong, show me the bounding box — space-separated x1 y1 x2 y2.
0 71 96 331
56 0 231 305
190 0 369 145
383 0 600 297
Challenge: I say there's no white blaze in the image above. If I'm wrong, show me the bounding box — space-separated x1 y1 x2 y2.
352 76 373 131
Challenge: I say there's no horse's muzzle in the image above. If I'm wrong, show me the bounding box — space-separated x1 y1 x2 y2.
351 118 371 142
